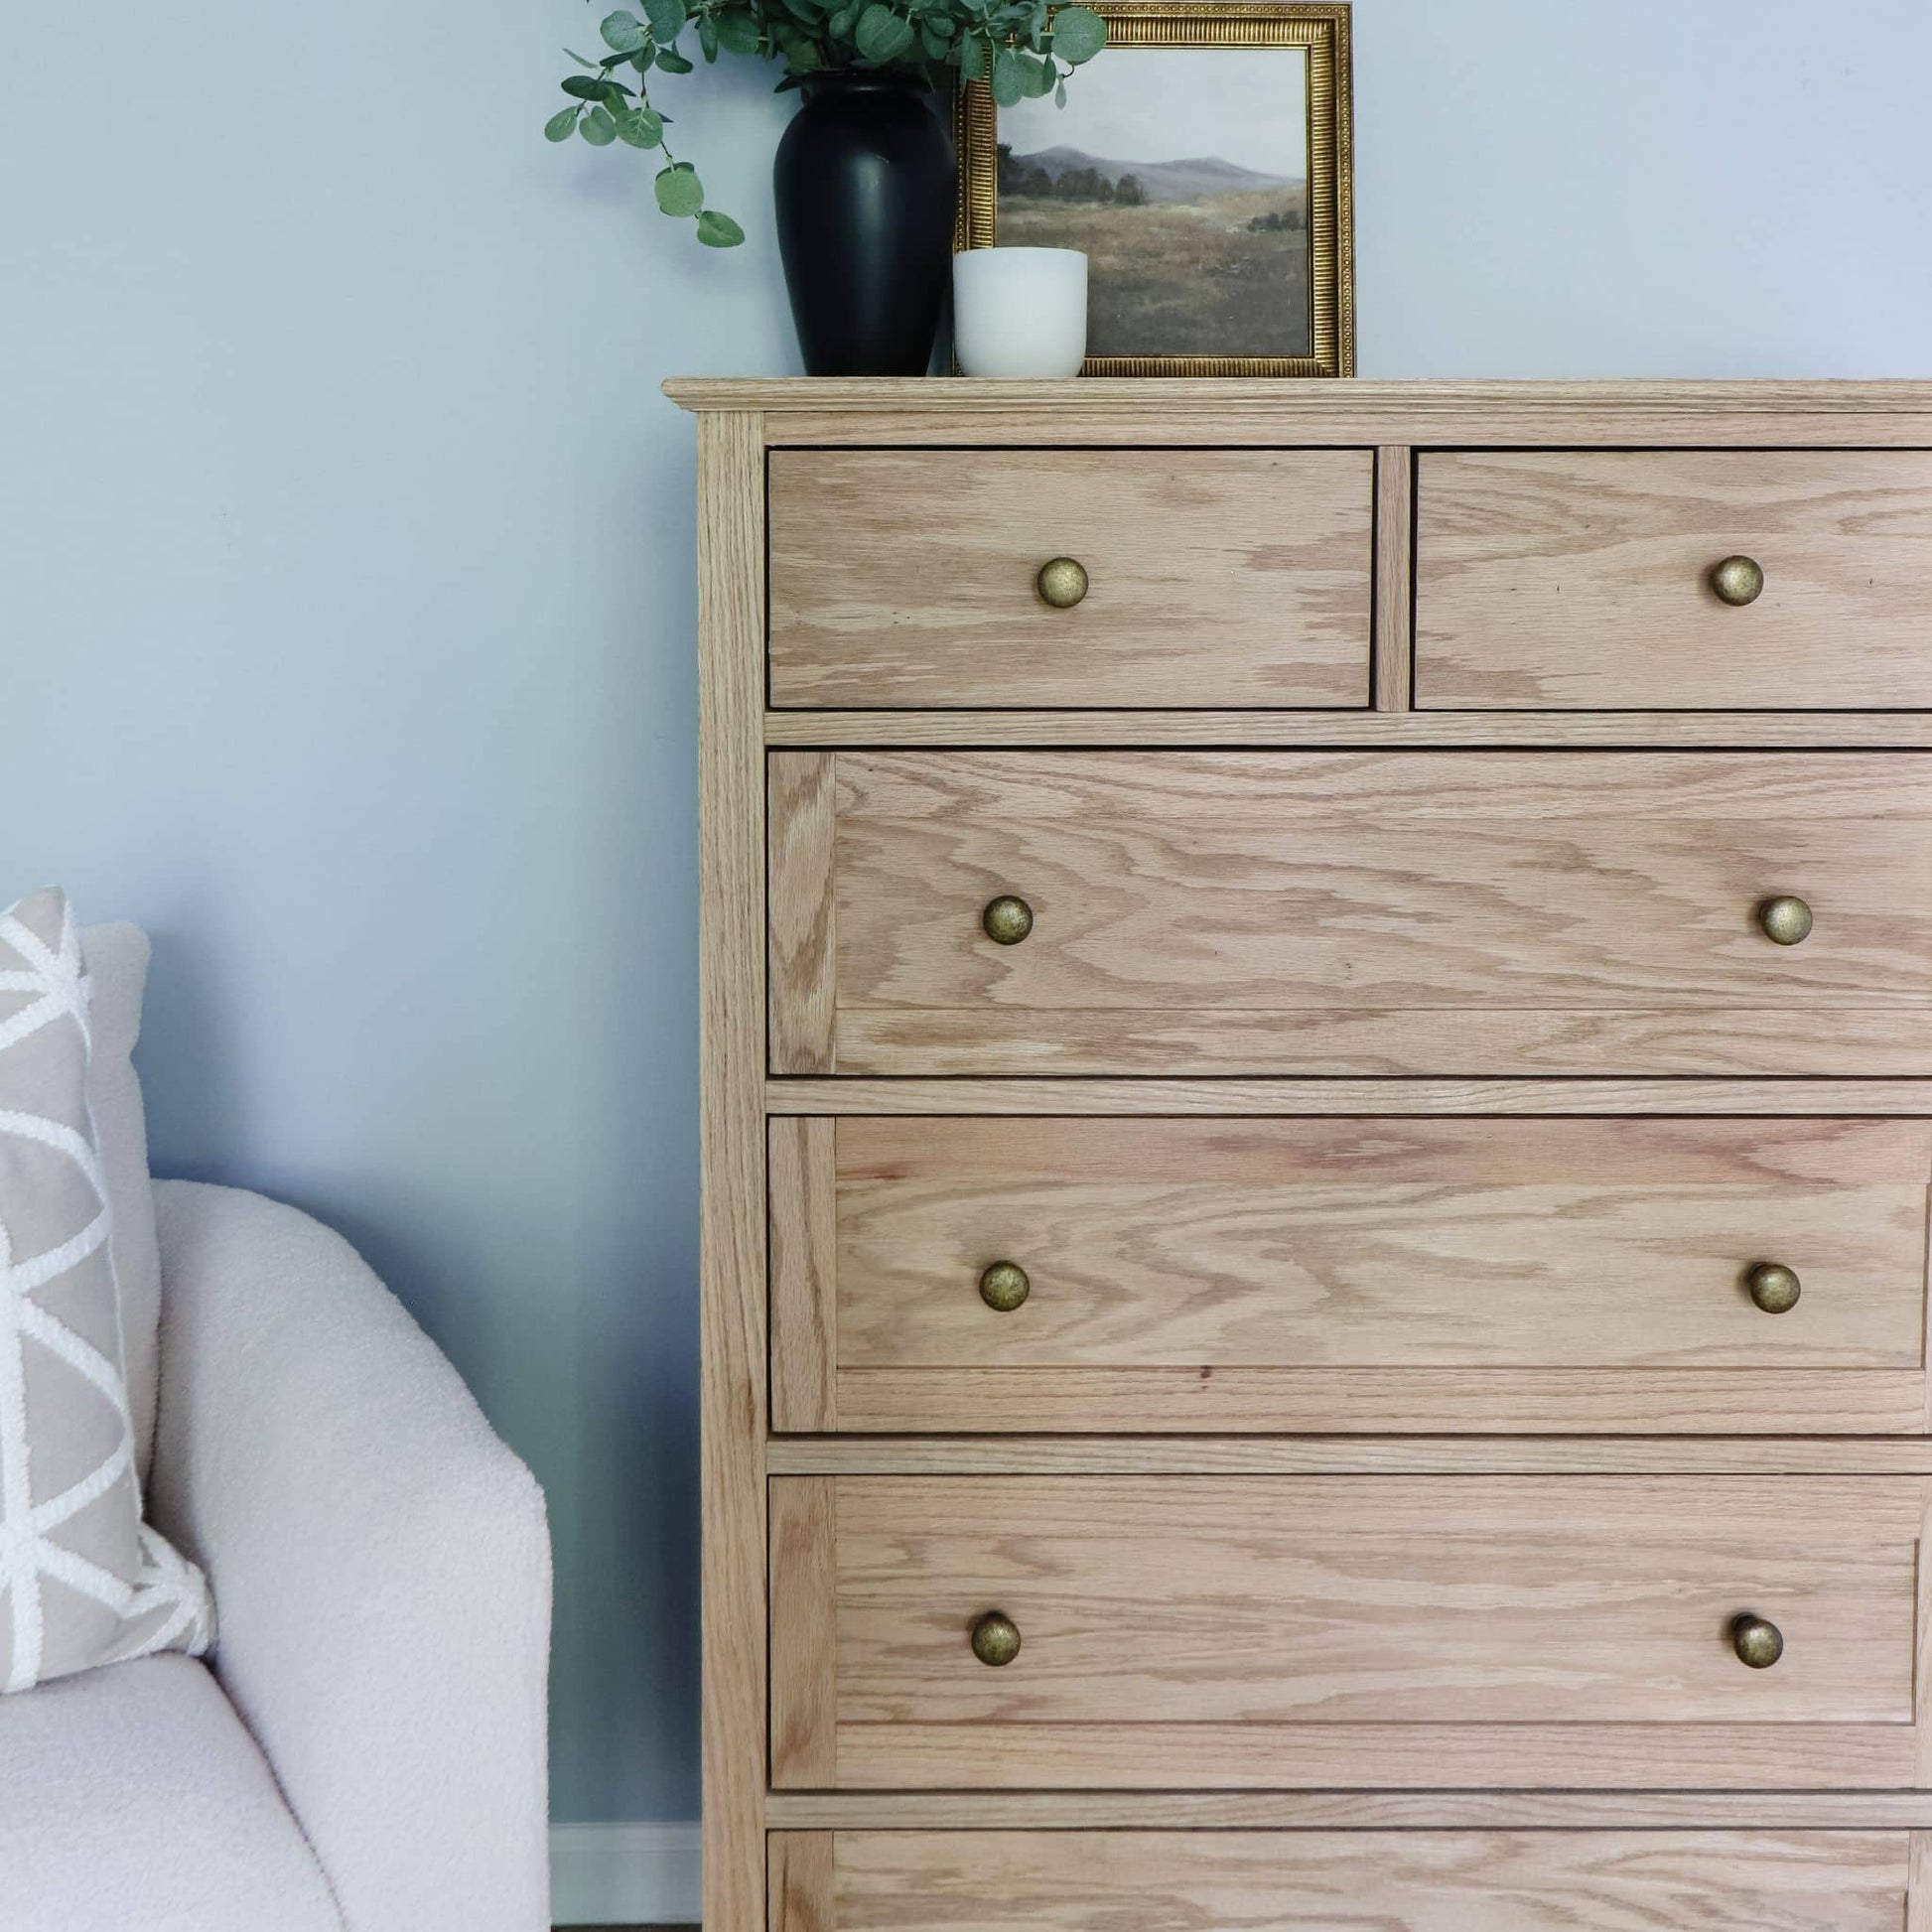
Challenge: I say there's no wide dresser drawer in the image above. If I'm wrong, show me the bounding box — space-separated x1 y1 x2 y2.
767 449 1374 709
769 1829 1914 1932
769 1117 1932 1435
769 750 1932 1076
1416 451 1932 710
769 1475 1932 1791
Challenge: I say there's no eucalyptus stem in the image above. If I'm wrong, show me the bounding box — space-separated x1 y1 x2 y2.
548 0 1105 246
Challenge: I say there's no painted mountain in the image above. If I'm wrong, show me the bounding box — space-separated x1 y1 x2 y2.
1004 144 1301 205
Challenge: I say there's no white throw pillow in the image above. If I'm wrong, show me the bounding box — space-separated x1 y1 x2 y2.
0 887 211 1692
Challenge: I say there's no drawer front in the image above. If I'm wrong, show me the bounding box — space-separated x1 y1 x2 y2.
768 1117 1932 1435
768 751 1932 1076
770 1830 1913 1932
1416 451 1932 711
767 450 1374 709
768 1476 1932 1790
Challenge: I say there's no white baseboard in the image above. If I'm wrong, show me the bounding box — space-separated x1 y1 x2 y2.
550 1822 701 1926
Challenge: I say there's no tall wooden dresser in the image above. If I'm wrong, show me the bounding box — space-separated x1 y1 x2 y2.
669 378 1932 1932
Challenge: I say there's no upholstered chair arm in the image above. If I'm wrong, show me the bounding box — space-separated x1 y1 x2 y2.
148 1180 551 1932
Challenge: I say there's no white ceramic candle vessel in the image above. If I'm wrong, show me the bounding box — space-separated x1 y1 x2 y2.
952 246 1088 377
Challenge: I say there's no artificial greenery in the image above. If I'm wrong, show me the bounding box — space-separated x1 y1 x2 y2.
547 0 1107 246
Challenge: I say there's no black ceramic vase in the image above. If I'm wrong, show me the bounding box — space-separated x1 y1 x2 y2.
772 73 955 376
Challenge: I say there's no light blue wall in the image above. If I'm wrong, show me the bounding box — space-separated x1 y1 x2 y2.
3 0 1930 1830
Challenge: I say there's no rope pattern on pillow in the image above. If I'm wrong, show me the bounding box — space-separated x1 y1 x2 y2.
0 890 210 1691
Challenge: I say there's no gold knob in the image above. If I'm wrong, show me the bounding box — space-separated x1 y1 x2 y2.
1035 557 1089 609
1730 1611 1784 1669
1756 895 1813 946
971 1611 1022 1667
1712 555 1765 606
982 896 1034 945
1745 1262 1801 1314
979 1261 1031 1312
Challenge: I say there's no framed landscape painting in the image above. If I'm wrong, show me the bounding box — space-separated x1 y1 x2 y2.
955 2 1354 375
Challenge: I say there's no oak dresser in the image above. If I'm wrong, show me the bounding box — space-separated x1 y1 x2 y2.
668 377 1932 1932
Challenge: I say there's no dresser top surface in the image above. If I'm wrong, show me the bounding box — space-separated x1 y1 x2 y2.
665 376 1932 446
665 374 1932 414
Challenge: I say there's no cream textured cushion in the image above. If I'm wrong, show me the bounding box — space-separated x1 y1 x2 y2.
0 888 211 1691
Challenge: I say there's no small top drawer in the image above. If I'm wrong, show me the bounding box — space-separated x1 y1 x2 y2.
768 449 1373 709
1416 450 1932 710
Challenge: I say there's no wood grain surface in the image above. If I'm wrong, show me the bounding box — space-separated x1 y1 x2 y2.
768 450 1373 710
776 751 1932 1075
768 1436 1932 1477
763 709 1932 747
1418 452 1932 711
769 1790 1932 1830
770 1474 1931 1789
770 1117 1932 1434
775 1829 1910 1932
696 409 768 1932
664 377 1932 452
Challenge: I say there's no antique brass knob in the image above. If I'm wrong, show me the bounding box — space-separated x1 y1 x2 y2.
979 1261 1031 1312
971 1611 1022 1667
1730 1612 1784 1669
1035 557 1089 609
1756 895 1813 946
982 895 1035 945
1744 1261 1802 1314
1712 555 1766 607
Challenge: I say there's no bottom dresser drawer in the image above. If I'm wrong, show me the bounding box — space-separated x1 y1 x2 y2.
770 1830 1914 1932
769 1475 1931 1790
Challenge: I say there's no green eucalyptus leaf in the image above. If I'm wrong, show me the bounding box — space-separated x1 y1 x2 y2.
596 76 635 102
989 43 1025 104
544 104 583 140
642 0 688 41
717 9 763 53
581 103 619 143
617 103 665 146
697 208 747 246
562 74 606 98
698 12 719 58
958 31 986 77
654 45 695 69
601 9 649 51
1054 76 1065 105
1021 51 1054 94
564 47 601 68
782 40 824 71
1047 2 1105 63
655 160 706 215
855 2 915 61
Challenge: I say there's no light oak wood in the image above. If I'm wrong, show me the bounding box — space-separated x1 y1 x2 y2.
792 1117 1932 1434
770 1790 1932 1830
1374 445 1415 711
767 1831 832 1932
784 1830 1909 1932
775 1474 1930 1789
769 1478 838 1790
1418 451 1932 711
768 449 1373 711
665 377 1932 450
769 1436 1932 1477
768 1118 837 1433
679 383 1932 1916
770 1076 1932 1116
765 708 1932 747
697 408 769 1932
767 753 837 1073
779 751 1932 1076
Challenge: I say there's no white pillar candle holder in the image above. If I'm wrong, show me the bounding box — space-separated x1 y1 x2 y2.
952 247 1088 378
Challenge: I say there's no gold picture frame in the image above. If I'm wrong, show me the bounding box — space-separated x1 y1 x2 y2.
954 1 1354 376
